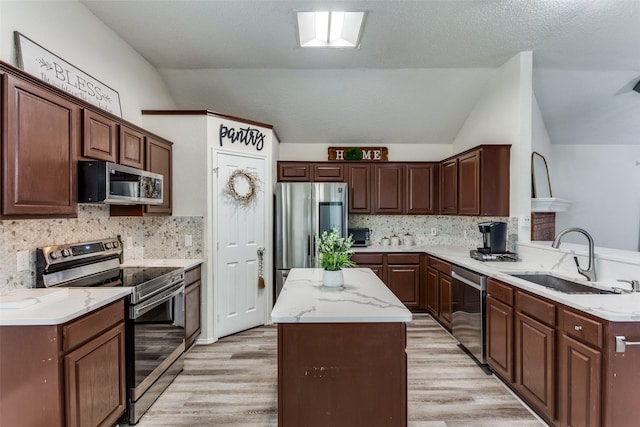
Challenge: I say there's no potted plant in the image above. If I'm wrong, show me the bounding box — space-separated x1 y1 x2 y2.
315 228 355 287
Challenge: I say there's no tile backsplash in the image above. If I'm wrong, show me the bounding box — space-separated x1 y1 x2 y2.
349 215 518 250
0 205 204 292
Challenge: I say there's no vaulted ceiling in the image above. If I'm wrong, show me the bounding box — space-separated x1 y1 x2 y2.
81 0 640 145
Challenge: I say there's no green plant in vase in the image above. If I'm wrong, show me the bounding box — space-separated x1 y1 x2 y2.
315 228 355 287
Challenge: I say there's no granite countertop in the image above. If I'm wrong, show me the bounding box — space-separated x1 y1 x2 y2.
0 287 131 326
120 258 204 270
354 245 640 322
271 268 413 323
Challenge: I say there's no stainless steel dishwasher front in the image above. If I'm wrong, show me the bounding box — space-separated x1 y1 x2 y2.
451 265 487 364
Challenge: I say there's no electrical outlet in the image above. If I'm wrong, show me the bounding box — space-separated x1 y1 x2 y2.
17 250 29 272
520 214 531 227
430 228 437 236
463 230 468 239
126 236 133 248
185 235 193 247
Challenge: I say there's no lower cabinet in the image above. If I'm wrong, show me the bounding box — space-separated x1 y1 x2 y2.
486 292 514 381
426 256 452 329
351 252 422 310
184 265 202 350
0 299 126 427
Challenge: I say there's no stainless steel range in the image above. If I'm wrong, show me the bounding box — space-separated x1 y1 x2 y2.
36 238 185 425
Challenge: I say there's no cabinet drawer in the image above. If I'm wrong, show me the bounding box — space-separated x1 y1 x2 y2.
515 291 555 327
487 279 514 306
387 253 420 265
560 308 603 349
351 253 383 265
277 163 310 181
63 299 124 352
427 256 451 275
184 265 201 286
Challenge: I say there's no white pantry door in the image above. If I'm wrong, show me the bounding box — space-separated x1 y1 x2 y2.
215 151 266 338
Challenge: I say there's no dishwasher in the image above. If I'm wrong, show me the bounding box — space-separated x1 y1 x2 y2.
451 265 487 364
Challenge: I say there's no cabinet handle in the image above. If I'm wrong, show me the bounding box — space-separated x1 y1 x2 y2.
615 336 640 353
574 325 583 331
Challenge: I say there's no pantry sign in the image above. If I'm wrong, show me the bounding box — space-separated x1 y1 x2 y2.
15 32 122 117
328 147 388 162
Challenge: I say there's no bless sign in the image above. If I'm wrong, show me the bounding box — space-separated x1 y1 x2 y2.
328 147 388 162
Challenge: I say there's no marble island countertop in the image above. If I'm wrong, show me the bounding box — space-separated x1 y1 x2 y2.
120 258 204 269
0 287 131 326
271 268 413 323
354 245 640 322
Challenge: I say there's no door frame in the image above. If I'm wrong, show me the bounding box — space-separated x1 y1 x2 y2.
210 148 274 341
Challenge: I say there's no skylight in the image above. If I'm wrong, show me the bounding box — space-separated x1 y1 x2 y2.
296 11 365 48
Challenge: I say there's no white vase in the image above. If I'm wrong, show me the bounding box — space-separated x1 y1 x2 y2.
322 269 344 287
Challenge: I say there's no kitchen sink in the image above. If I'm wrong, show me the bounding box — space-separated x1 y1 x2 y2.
508 273 616 294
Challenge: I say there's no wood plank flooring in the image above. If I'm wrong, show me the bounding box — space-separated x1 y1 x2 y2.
133 314 545 426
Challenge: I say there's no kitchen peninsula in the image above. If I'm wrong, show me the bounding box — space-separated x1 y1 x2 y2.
271 268 412 427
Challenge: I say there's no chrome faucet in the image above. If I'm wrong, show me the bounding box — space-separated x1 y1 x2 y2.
552 227 597 281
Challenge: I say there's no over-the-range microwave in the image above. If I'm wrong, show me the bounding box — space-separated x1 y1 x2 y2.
78 160 164 205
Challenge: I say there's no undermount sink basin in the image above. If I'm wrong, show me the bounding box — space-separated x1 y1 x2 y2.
508 273 617 294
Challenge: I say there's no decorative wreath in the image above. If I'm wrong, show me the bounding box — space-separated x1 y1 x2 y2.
226 168 261 206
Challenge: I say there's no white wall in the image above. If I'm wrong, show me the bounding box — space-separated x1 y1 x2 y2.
0 1 176 125
278 142 452 161
452 52 533 241
142 115 208 217
552 145 640 251
531 94 553 161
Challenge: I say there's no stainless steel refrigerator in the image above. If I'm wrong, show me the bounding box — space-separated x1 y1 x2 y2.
274 182 348 300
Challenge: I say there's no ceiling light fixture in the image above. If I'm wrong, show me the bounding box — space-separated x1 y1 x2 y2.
297 11 365 48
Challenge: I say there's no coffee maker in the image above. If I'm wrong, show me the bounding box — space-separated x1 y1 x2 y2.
477 221 507 254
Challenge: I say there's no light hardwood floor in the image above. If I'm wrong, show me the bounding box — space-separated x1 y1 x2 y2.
134 314 545 426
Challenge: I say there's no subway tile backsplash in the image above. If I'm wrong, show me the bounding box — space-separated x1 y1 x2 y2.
349 215 518 250
0 205 204 292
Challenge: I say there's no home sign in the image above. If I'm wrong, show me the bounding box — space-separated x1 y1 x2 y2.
328 147 388 161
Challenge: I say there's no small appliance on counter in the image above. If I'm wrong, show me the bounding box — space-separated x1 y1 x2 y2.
470 221 518 261
348 228 371 247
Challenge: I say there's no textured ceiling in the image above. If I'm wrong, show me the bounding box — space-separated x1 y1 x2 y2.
81 0 640 145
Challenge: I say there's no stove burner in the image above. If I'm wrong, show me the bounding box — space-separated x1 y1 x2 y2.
470 250 518 262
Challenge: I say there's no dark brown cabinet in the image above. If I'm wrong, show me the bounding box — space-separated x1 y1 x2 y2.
373 163 404 214
0 300 126 427
514 291 556 423
386 254 421 309
486 279 514 382
82 109 118 162
351 252 422 310
426 256 452 329
558 307 602 427
406 163 437 214
313 163 344 181
277 162 345 182
440 159 458 214
185 265 202 350
145 137 172 215
2 73 79 218
277 162 311 181
119 125 145 169
348 164 372 214
458 150 480 215
439 145 510 216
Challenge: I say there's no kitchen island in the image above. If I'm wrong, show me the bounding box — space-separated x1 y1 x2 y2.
271 268 412 427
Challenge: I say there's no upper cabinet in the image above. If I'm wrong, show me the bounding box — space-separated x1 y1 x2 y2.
119 125 145 169
82 109 118 163
1 72 79 218
440 145 510 217
347 164 372 214
373 163 404 214
145 137 172 215
406 163 438 215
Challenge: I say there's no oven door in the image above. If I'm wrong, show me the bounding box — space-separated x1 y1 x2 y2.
128 284 185 410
